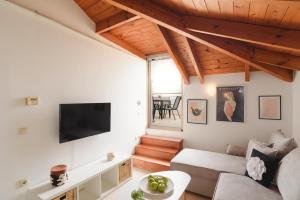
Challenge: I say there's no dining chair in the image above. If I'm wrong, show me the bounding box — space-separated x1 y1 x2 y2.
164 96 181 120
161 99 171 119
152 97 161 122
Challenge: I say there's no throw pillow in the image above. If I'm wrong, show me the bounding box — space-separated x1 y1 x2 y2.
269 130 295 160
226 144 246 157
245 149 278 188
246 139 272 160
253 144 278 159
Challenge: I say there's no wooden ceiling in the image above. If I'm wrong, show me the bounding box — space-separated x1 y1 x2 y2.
74 0 300 83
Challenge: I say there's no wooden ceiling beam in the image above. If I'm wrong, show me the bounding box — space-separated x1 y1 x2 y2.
183 16 300 54
245 64 250 82
105 0 294 82
101 32 145 59
253 49 300 71
156 25 190 84
196 33 294 82
96 11 140 34
183 38 204 84
203 67 245 75
252 61 294 82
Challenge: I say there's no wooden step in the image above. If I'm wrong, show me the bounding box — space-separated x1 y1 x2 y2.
133 154 170 172
141 135 183 150
135 144 179 161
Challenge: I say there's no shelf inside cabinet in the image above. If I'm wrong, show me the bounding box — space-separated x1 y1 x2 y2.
78 176 101 200
101 167 118 194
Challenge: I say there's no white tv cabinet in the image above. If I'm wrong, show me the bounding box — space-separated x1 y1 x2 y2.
28 153 132 200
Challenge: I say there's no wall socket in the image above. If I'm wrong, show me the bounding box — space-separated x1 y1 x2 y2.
16 178 28 188
18 127 28 135
25 96 39 105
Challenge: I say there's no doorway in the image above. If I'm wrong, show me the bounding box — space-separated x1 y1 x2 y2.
148 56 183 130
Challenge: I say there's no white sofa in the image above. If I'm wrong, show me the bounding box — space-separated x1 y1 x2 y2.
171 148 300 200
171 148 247 197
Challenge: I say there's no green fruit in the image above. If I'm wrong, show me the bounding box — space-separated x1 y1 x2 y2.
148 175 154 180
158 183 166 193
148 178 155 183
131 189 144 200
131 190 138 198
150 181 158 190
137 190 144 197
162 177 168 185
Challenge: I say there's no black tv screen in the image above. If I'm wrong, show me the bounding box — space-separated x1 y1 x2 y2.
59 103 111 143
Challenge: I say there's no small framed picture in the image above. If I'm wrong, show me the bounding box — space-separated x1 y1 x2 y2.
259 95 281 120
187 99 207 124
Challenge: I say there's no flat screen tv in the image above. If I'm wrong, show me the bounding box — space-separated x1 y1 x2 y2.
59 103 111 143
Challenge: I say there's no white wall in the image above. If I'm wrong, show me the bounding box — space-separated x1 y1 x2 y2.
183 72 293 152
9 0 96 37
0 2 146 200
293 72 300 145
8 0 138 58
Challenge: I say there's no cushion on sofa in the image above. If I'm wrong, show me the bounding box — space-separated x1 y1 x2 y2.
276 148 300 200
171 148 246 176
246 139 272 160
269 130 295 160
226 144 246 157
213 173 282 200
171 148 247 197
245 149 278 188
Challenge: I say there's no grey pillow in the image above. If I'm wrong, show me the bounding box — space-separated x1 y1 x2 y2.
246 139 273 160
269 131 295 160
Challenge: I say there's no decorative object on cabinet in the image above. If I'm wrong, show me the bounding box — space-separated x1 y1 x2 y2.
50 165 68 187
107 152 115 161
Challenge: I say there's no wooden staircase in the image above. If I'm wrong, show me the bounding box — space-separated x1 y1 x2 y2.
133 134 183 172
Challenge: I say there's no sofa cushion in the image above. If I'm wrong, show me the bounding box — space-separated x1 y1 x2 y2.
213 173 282 200
246 139 272 160
269 130 295 160
171 148 247 198
171 148 246 178
226 144 246 157
276 148 300 200
245 149 278 188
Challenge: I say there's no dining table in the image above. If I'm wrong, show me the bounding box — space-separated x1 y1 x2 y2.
152 96 171 121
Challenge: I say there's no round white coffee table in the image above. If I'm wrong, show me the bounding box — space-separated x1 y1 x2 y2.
104 171 191 200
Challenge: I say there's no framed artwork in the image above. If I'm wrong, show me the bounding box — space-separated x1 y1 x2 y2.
217 86 244 122
187 99 208 124
259 95 281 120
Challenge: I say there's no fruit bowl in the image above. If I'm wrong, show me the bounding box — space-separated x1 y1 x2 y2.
139 175 174 199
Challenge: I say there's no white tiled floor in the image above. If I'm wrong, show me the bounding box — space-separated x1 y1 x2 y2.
105 168 210 200
151 112 182 128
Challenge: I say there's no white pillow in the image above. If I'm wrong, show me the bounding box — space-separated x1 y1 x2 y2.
269 130 286 144
269 130 295 160
246 139 272 160
253 144 278 158
247 157 266 181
